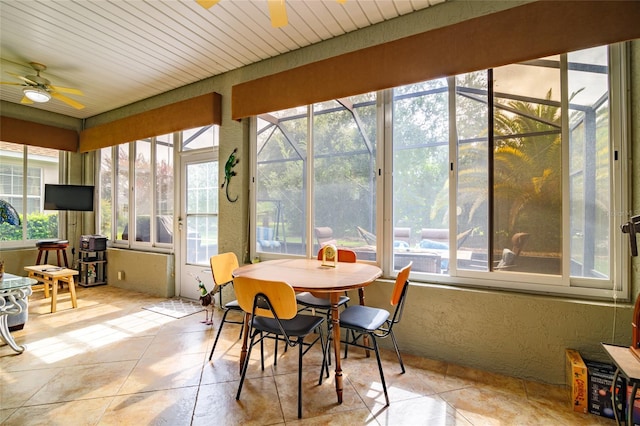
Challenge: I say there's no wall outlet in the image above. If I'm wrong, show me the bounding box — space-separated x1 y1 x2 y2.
118 271 125 280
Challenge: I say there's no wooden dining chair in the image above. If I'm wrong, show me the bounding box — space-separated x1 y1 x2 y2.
296 248 356 376
296 248 355 314
338 262 412 406
234 276 327 419
208 252 244 361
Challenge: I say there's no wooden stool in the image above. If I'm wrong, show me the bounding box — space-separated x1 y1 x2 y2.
24 265 79 313
36 240 70 268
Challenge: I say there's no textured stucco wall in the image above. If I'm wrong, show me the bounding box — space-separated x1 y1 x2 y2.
106 248 174 298
352 281 633 385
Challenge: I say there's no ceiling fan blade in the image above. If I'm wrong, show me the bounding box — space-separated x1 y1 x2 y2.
1 81 24 86
196 0 220 9
51 92 85 109
20 96 33 104
49 85 84 96
267 0 287 27
7 72 37 85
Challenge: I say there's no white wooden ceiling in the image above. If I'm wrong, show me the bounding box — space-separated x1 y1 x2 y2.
0 0 443 119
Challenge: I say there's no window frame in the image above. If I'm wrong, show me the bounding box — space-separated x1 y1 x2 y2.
100 135 176 253
250 42 630 301
0 143 61 249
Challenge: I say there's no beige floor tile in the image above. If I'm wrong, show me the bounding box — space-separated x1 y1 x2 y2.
0 368 63 408
119 352 206 394
0 285 604 425
24 360 137 405
285 407 380 425
100 387 198 426
445 362 527 397
274 371 367 420
2 396 113 426
193 379 284 425
142 330 210 358
371 395 473 426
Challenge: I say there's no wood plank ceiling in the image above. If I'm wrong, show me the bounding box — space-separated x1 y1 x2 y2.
0 0 443 119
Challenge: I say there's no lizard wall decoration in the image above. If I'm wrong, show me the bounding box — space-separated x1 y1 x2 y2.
221 147 240 202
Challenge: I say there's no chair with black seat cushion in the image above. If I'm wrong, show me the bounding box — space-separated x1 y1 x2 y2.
338 262 412 406
234 276 327 419
296 248 355 315
208 252 244 361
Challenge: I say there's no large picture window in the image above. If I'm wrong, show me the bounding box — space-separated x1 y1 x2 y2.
255 94 378 258
0 142 59 245
99 134 175 250
98 126 216 259
252 43 629 299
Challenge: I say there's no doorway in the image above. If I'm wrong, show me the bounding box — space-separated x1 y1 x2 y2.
177 152 219 300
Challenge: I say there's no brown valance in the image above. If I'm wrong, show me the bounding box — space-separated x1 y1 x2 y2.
79 92 222 152
232 1 640 120
0 116 78 152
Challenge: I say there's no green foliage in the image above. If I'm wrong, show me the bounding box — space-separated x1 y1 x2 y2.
0 212 58 241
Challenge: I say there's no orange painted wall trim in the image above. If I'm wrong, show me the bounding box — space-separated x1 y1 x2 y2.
0 116 78 152
79 92 221 152
232 1 640 120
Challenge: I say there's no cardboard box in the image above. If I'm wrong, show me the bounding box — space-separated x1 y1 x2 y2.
627 385 640 425
586 359 622 419
566 349 588 413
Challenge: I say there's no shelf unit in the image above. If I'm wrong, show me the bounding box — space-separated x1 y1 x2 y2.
78 249 107 287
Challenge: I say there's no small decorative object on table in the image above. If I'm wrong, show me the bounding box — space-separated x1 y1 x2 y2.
0 259 4 280
192 274 220 325
321 244 338 268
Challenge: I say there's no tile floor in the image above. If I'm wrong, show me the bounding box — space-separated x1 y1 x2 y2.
1 284 614 425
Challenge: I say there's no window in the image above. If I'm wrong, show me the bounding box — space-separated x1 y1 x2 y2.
98 125 216 258
99 134 175 250
252 43 629 299
255 94 378 258
0 142 60 245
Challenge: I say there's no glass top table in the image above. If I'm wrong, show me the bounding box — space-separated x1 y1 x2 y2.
1 273 37 353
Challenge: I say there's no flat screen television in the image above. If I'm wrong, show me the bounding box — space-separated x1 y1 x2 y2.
44 184 95 211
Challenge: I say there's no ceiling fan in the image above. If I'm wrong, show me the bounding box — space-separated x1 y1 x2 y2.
197 0 346 28
0 62 85 109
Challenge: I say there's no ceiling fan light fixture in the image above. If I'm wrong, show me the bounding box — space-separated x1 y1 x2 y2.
23 87 51 103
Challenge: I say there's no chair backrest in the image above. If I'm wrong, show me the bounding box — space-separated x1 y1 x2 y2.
210 252 239 286
394 227 411 245
234 276 298 320
420 228 448 245
511 232 530 256
316 248 357 263
314 227 337 247
387 262 412 330
390 262 412 306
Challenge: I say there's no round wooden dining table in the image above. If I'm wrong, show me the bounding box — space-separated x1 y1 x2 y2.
233 258 382 404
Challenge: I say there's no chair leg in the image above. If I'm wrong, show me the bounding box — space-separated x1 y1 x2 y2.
260 331 265 371
236 331 256 400
390 330 406 374
371 335 390 406
209 309 231 361
344 329 357 359
318 326 330 384
298 337 304 419
274 335 279 366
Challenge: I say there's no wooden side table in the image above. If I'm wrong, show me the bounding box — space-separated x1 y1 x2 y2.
602 343 640 425
24 265 79 313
